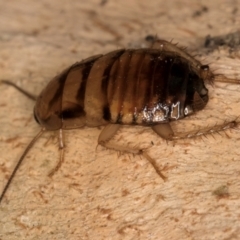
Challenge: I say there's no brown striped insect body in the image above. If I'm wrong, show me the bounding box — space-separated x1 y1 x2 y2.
34 48 209 131
1 39 238 203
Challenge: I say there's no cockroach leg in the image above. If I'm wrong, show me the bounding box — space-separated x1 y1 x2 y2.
0 80 37 101
152 123 174 140
152 121 239 141
98 124 121 144
98 124 167 180
141 151 167 181
98 124 134 152
48 129 65 177
214 74 240 84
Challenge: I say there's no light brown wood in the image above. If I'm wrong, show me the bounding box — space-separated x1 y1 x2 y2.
0 1 240 239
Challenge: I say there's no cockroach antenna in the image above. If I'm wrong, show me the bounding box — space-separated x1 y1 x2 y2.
0 128 45 203
1 80 37 101
0 79 41 203
213 74 240 84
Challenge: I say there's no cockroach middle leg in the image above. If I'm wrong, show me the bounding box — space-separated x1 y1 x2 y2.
98 124 167 180
48 129 65 177
98 124 139 154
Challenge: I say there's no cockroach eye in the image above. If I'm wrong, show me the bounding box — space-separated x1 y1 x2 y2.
201 65 209 71
200 64 211 80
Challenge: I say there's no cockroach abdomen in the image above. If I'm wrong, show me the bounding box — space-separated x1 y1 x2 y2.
34 48 210 130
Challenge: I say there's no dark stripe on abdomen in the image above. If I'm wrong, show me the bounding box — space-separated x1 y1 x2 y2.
101 49 126 121
76 58 100 106
121 50 147 124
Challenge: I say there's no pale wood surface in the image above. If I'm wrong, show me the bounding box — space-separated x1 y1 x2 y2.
0 1 240 239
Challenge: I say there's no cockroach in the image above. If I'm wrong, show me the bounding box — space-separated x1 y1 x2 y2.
0 39 239 203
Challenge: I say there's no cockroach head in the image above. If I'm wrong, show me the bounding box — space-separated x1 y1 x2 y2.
183 65 209 116
200 64 215 85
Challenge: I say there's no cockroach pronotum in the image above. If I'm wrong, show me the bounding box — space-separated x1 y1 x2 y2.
0 39 239 203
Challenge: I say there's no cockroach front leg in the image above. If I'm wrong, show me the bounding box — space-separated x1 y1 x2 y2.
48 129 65 177
98 124 167 180
152 121 238 141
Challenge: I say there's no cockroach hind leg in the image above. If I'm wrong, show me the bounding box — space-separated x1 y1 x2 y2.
152 121 240 141
48 129 65 177
98 124 166 181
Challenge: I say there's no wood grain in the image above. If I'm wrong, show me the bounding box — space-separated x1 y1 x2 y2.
0 1 240 239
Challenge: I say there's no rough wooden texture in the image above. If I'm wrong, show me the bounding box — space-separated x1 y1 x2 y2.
0 1 240 239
